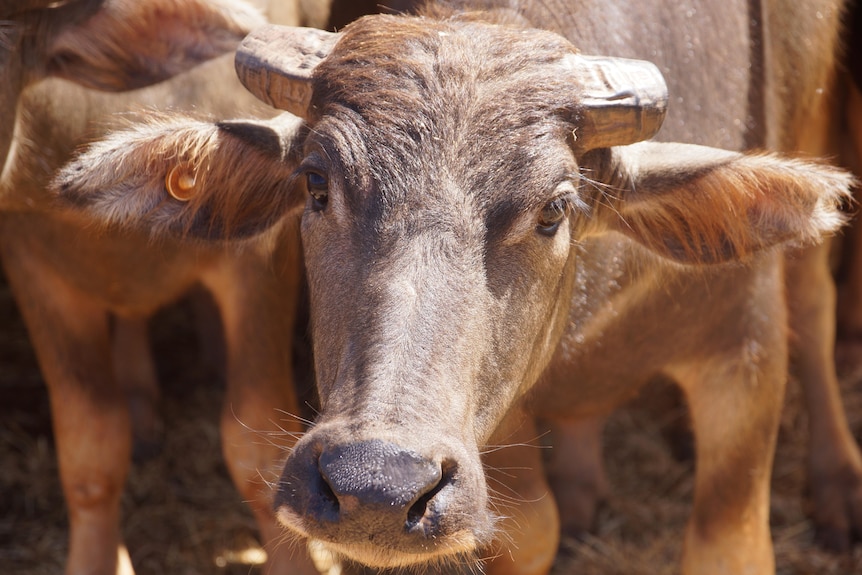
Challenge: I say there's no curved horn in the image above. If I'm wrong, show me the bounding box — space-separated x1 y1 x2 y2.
567 54 668 151
235 24 340 118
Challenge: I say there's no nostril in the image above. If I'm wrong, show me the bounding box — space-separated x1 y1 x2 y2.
406 460 457 532
317 466 340 514
309 445 342 522
405 487 436 530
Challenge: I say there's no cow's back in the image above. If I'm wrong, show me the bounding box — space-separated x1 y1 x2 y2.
438 0 842 150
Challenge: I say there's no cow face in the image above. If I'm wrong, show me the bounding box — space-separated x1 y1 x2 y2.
51 14 852 570
280 28 587 567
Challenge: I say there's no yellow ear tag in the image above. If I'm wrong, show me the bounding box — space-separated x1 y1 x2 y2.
165 165 197 202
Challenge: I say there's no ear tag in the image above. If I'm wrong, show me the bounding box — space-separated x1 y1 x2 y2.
165 164 197 201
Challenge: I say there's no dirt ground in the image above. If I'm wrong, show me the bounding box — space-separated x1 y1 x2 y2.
2 267 862 575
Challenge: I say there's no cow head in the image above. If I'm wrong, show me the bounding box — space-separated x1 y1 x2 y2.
0 0 264 177
52 14 852 569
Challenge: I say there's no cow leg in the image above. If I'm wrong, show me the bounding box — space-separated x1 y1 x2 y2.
837 82 862 340
542 416 608 543
673 351 785 575
202 232 317 575
0 244 133 575
111 315 161 462
188 284 227 380
787 242 862 551
482 411 559 575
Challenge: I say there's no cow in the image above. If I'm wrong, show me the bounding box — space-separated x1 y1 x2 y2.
51 1 860 573
0 1 331 574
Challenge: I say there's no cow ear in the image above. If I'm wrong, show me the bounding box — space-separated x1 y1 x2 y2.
52 113 306 240
44 0 265 91
584 142 853 264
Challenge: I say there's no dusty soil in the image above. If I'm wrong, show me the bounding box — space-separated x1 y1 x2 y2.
2 267 862 575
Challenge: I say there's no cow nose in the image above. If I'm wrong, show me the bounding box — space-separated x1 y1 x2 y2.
316 439 449 533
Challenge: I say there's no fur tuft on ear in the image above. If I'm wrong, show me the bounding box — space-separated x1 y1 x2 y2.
52 113 306 240
590 142 853 264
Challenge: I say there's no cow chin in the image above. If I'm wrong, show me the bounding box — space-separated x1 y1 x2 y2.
276 500 488 569
306 530 481 570
318 537 480 569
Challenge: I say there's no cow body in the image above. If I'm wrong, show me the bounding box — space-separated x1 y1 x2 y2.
0 2 324 574
53 1 857 574
473 0 862 557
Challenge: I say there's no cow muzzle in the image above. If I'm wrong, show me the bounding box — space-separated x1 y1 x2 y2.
275 433 491 568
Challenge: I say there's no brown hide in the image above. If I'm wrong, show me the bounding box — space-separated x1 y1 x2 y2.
0 23 22 172
1 0 67 15
52 3 856 574
457 0 862 558
838 0 862 339
0 2 342 575
803 0 862 552
284 1 862 565
249 4 854 572
49 1 855 574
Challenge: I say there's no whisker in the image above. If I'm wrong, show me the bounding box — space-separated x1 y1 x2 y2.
274 408 317 427
480 441 550 455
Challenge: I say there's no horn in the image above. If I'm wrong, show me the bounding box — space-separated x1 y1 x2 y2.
235 24 340 118
566 55 668 151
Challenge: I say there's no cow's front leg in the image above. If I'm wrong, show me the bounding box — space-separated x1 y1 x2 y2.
482 410 559 575
0 241 133 575
111 315 161 462
203 232 318 575
671 349 785 575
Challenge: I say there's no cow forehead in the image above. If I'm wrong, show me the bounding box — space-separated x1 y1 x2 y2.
304 17 582 220
311 15 582 119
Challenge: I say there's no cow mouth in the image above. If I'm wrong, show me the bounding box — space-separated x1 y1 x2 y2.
300 529 481 569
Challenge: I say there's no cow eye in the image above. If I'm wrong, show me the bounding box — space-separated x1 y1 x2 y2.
305 170 329 210
537 198 567 236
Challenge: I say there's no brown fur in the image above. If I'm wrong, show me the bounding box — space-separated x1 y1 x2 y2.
0 2 340 575
54 7 857 575
57 114 306 239
590 145 853 264
44 0 264 90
